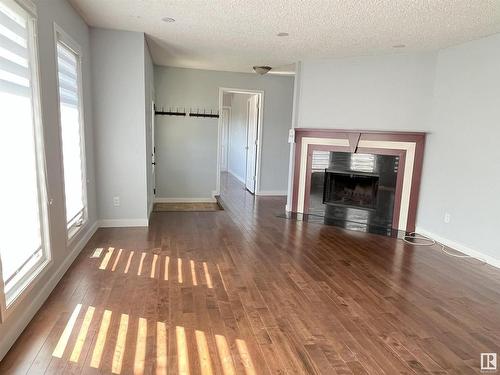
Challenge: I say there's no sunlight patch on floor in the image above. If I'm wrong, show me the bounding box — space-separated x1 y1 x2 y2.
52 304 82 358
112 313 129 374
90 309 112 368
156 322 167 375
70 305 95 362
99 248 114 270
176 326 190 375
151 254 158 278
134 318 147 375
190 259 198 286
203 262 213 289
215 334 236 375
164 256 170 281
137 252 146 276
195 330 213 375
95 250 217 289
52 304 255 375
111 249 123 272
124 251 134 274
178 258 183 283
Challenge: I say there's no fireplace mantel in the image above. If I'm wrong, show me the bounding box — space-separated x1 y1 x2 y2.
291 128 426 232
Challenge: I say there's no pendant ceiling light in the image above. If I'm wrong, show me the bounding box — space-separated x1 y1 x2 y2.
253 66 272 75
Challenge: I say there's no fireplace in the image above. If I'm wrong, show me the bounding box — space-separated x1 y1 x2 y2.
308 151 398 233
323 171 379 210
291 129 425 235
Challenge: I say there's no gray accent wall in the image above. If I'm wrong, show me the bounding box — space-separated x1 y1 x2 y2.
90 29 149 224
156 115 219 199
144 40 154 215
293 37 500 263
0 0 97 360
154 66 294 198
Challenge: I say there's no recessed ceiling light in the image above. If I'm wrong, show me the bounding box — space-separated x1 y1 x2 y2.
392 44 406 48
162 17 175 23
277 32 289 37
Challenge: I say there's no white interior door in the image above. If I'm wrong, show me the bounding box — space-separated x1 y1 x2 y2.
245 95 259 193
151 102 156 196
220 107 230 172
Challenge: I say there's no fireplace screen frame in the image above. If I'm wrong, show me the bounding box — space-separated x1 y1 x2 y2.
322 169 380 210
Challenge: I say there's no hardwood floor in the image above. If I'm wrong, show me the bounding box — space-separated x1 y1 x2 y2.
1 172 500 374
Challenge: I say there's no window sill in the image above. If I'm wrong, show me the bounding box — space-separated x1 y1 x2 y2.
67 220 88 246
2 258 52 322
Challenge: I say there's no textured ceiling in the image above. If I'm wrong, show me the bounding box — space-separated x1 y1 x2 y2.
69 0 500 74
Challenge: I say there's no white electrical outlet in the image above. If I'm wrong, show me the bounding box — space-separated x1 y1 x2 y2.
444 212 451 223
113 196 120 207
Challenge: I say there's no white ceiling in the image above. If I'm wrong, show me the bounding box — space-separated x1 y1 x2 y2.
69 0 500 74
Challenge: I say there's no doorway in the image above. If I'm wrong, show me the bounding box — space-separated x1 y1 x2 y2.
217 88 264 196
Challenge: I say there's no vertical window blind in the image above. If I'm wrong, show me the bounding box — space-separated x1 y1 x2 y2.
0 0 48 303
56 39 86 234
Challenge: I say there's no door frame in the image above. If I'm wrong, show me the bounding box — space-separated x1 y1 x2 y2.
244 94 259 193
151 101 156 195
220 106 231 172
216 87 265 196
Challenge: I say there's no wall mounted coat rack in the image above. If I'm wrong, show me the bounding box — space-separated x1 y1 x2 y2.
188 108 219 118
154 106 186 116
154 106 219 118
189 113 219 118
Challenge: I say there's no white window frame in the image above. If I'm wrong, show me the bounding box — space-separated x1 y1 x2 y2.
53 23 88 244
0 0 52 321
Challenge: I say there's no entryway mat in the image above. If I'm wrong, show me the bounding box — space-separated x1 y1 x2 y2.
153 202 223 212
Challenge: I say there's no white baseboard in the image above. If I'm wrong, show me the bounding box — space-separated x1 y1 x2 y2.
256 190 287 196
0 221 98 361
98 218 149 227
415 226 500 269
154 197 216 203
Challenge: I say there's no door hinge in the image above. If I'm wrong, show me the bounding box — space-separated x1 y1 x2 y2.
153 188 156 195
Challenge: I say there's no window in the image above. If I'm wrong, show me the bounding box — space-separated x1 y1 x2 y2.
0 0 50 311
55 26 87 240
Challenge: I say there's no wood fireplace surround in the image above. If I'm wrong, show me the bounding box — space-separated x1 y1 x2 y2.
291 128 426 233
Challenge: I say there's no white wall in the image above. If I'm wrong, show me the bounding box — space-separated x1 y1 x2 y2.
227 93 253 183
154 66 294 199
91 29 149 225
294 38 500 264
0 0 98 360
417 33 500 264
297 52 437 131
